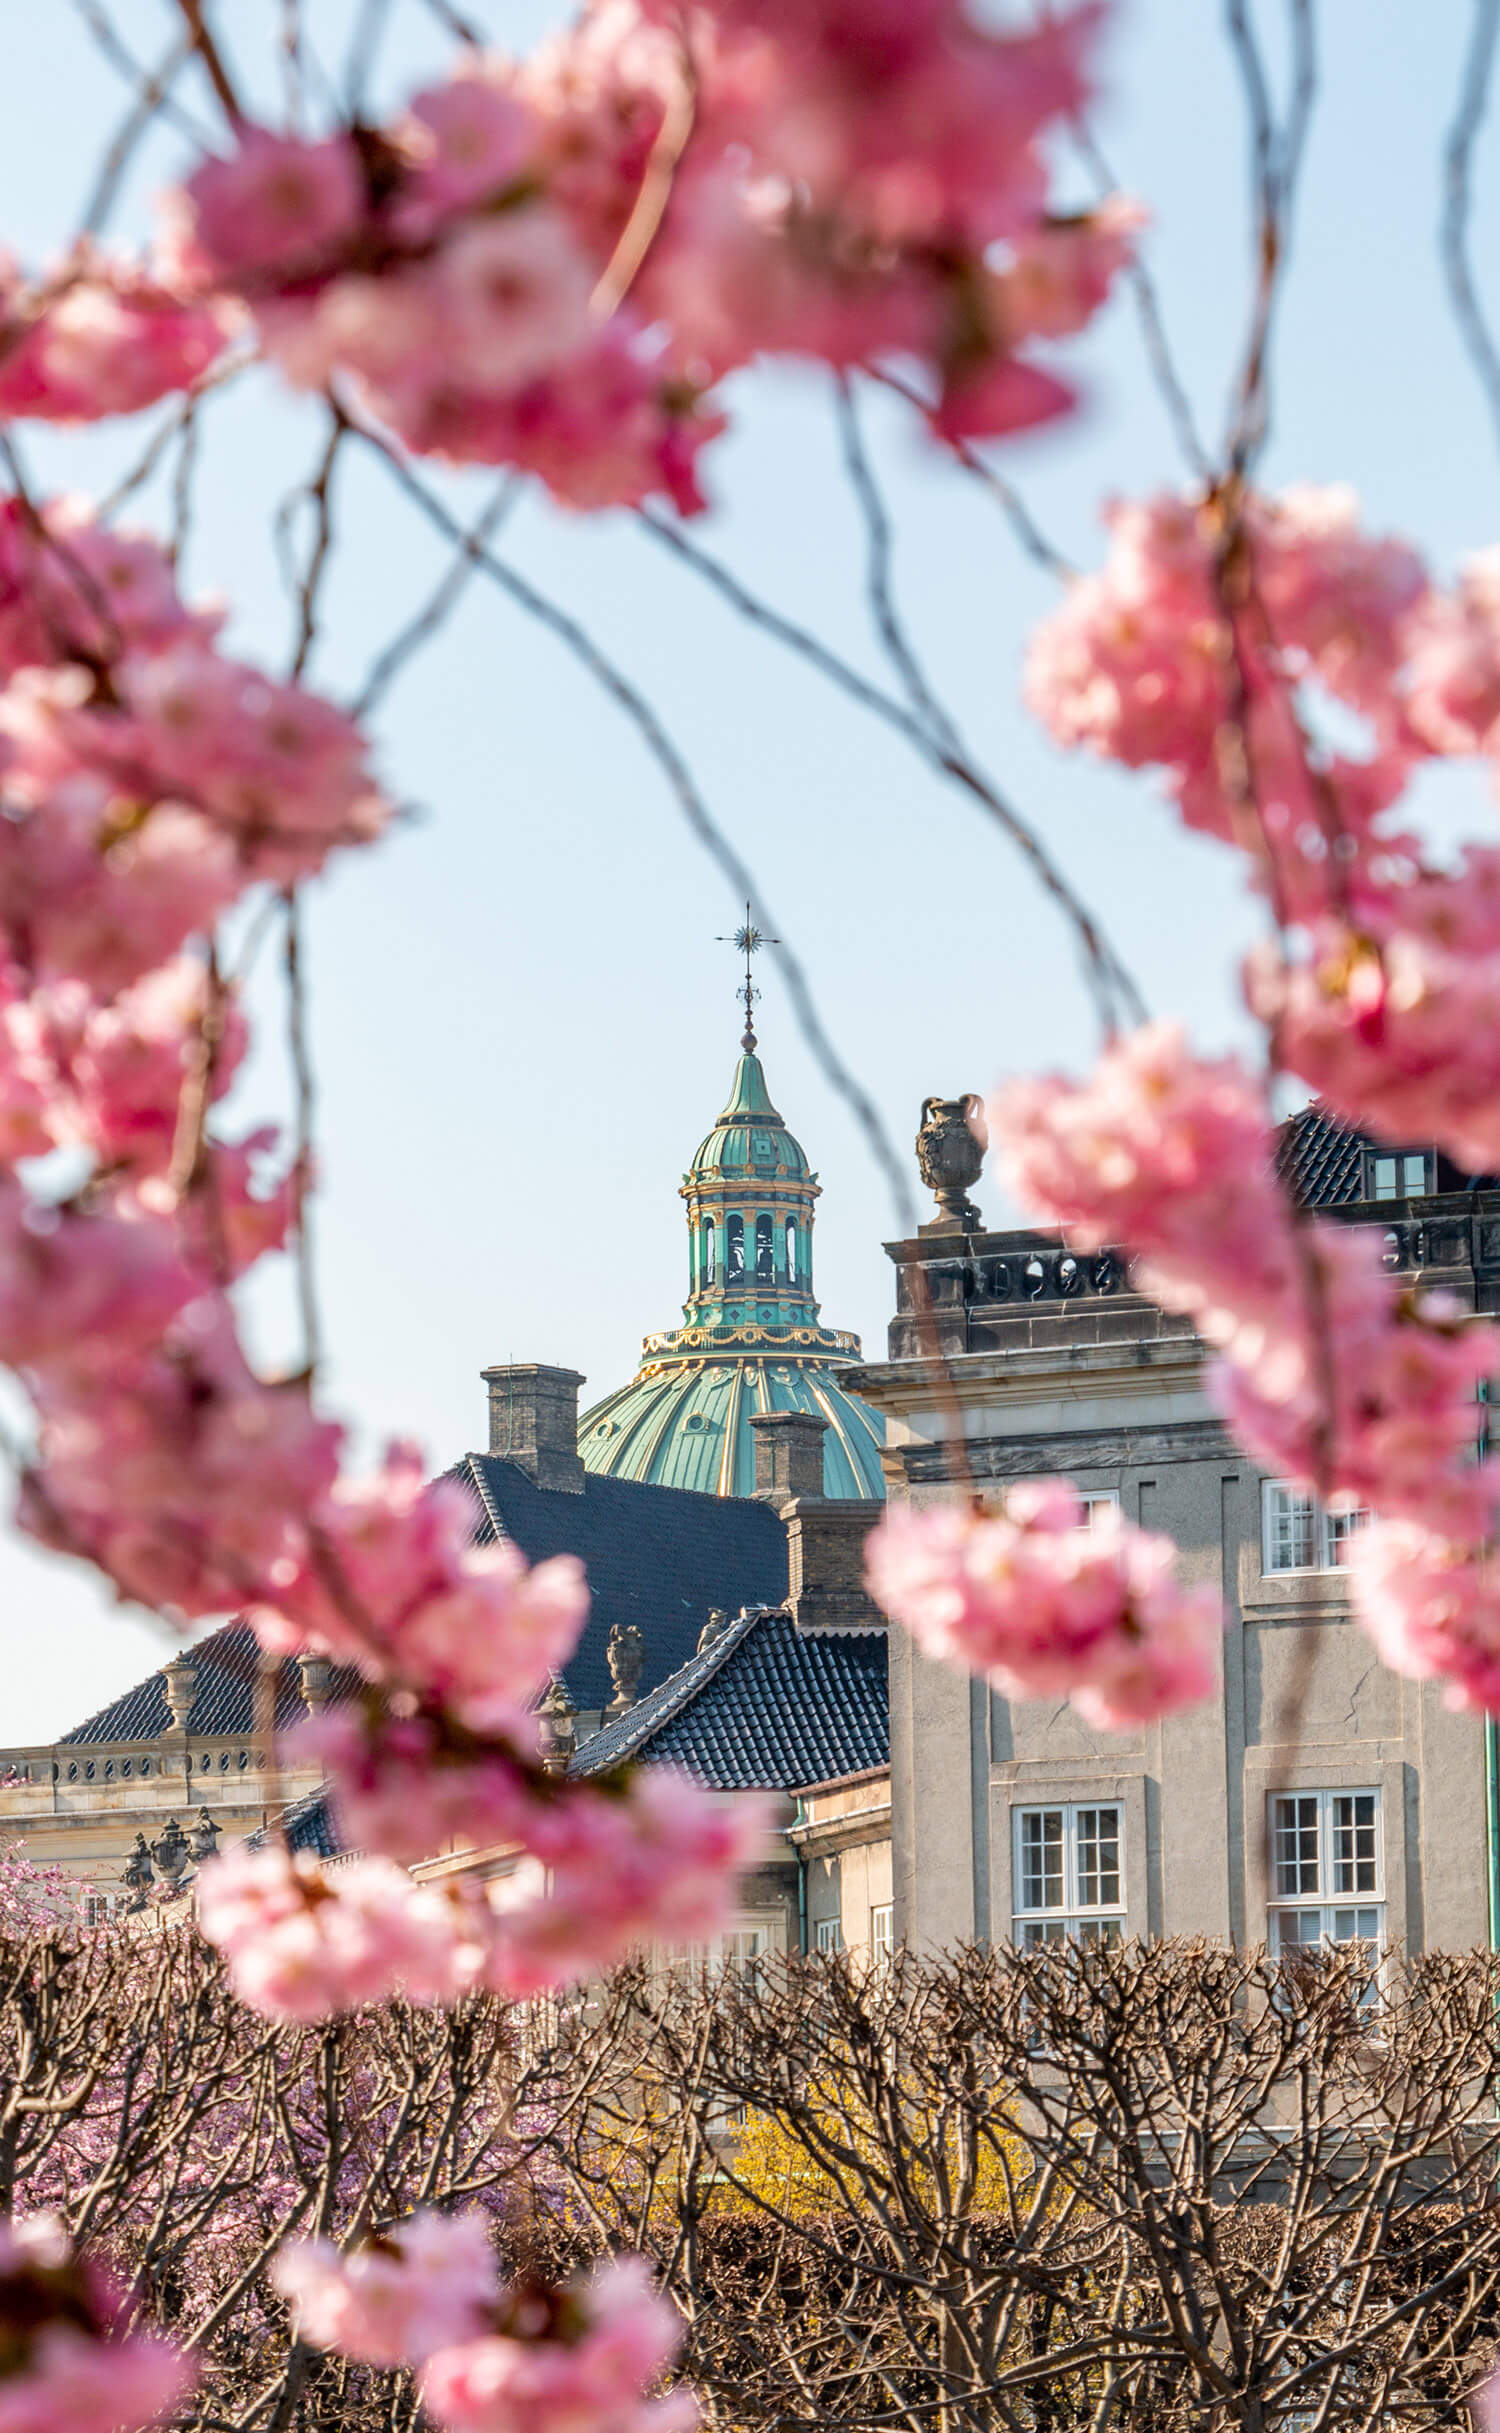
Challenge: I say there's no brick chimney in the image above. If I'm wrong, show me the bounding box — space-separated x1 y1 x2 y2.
482 1364 587 1493
784 1499 885 1633
749 1408 828 1504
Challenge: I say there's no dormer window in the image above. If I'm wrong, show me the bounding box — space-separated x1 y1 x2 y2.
1366 1149 1431 1201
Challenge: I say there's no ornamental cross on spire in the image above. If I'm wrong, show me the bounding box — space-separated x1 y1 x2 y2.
716 899 779 1052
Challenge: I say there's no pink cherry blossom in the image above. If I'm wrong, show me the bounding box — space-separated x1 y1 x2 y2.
1022 485 1429 906
272 2213 498 2368
1343 1519 1500 1712
196 1842 481 2019
0 496 208 678
166 127 366 286
420 2255 695 2433
291 1706 540 1866
992 1019 1292 1330
393 71 538 239
992 1024 1500 1535
0 1179 196 1378
0 2212 192 2433
251 1442 589 1720
0 249 229 424
39 956 247 1176
480 1771 772 1995
1245 849 1500 1174
21 1297 341 1619
1206 1226 1497 1538
865 1485 1221 1728
1404 545 1500 759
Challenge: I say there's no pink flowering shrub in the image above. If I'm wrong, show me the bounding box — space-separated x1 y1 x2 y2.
865 1483 1220 1729
0 2212 192 2433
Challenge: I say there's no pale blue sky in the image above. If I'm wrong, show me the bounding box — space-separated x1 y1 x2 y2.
2 3 1498 1740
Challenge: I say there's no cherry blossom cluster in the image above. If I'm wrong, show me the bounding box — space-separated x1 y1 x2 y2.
152 0 1129 510
0 244 229 424
1344 1519 1500 1715
1245 845 1500 1176
0 2211 192 2433
198 1764 768 2019
1023 485 1431 917
985 1022 1500 1699
275 2221 692 2433
866 1480 1221 1728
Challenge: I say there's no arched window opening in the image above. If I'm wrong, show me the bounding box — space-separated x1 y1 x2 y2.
702 1216 716 1288
755 1211 774 1282
726 1212 745 1282
785 1218 798 1285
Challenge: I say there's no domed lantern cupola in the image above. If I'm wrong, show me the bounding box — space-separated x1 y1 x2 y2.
577 912 885 1499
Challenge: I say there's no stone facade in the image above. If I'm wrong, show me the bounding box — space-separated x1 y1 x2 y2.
847 1179 1500 1961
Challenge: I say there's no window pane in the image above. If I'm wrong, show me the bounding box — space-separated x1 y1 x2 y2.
1273 1795 1321 1896
1078 1917 1123 1947
1271 1909 1323 1951
1017 1918 1067 1947
1403 1154 1427 1194
1325 1506 1370 1565
870 1904 893 1958
1329 1907 1382 1945
1373 1157 1397 1200
1332 1794 1378 1894
1266 1484 1319 1572
1020 1810 1064 1912
1076 1807 1121 1909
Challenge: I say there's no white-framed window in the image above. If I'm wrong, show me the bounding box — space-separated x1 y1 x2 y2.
870 1903 894 1962
1368 1150 1431 1201
1079 1491 1121 1528
1267 1788 1383 1956
814 1916 842 1956
81 1891 113 1929
1012 1803 1125 1946
1261 1481 1370 1574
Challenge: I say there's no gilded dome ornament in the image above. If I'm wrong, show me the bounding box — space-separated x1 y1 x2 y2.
576 936 885 1499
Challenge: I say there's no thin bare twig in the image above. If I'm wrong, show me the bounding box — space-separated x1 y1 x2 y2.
1222 0 1319 478
834 376 962 756
1442 0 1500 452
1071 119 1213 482
635 507 1145 1036
283 889 322 1380
866 366 1073 574
65 0 216 149
81 34 193 239
352 421 920 1233
173 0 245 129
351 476 519 721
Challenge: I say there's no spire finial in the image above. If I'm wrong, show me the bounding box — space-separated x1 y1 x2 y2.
716 899 779 1052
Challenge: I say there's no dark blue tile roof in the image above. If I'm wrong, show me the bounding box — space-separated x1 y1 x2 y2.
59 1623 362 1745
1279 1104 1367 1207
247 1782 344 1860
452 1456 789 1712
573 1606 888 1792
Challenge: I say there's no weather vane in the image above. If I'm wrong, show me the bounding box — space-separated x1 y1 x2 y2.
716 899 779 1053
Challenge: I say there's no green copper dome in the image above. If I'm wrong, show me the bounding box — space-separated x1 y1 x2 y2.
579 1038 885 1500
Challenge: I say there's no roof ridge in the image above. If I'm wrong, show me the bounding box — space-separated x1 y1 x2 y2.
571 1603 781 1775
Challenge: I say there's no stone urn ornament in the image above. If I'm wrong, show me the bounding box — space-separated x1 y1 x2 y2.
915 1095 988 1229
150 1816 191 1889
122 1832 154 1914
605 1623 645 1718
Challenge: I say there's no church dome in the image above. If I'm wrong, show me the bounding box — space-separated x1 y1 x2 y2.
578 987 885 1500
